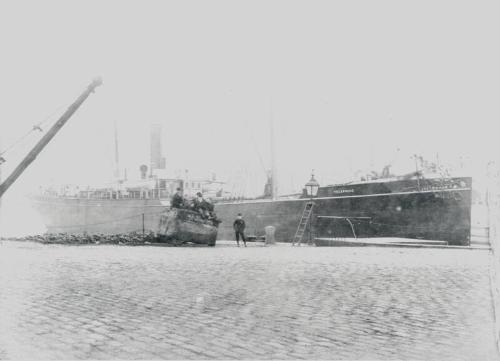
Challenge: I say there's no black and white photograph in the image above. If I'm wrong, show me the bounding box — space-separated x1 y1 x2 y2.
0 1 499 360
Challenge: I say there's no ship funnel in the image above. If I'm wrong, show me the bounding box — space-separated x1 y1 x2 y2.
150 124 166 170
140 164 148 179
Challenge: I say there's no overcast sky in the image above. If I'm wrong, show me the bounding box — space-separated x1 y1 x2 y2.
0 0 499 235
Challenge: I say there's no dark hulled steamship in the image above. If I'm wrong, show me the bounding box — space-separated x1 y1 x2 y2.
214 172 471 245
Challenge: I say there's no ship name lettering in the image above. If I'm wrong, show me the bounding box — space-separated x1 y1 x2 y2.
420 184 455 192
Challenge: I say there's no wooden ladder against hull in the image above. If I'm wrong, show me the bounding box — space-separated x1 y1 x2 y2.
292 202 314 246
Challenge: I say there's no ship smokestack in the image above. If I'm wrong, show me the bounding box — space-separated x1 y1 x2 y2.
150 124 166 171
140 164 148 180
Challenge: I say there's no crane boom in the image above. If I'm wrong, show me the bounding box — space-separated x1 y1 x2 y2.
0 77 103 199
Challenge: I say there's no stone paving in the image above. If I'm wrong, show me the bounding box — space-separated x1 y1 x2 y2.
0 240 498 360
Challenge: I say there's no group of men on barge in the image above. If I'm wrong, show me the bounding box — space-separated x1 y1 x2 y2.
170 188 220 225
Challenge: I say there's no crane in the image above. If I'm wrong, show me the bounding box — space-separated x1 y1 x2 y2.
0 77 103 199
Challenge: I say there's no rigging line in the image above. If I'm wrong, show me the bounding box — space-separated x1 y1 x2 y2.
386 147 401 170
0 129 36 157
245 120 268 174
236 169 243 198
0 79 91 158
240 169 247 198
250 132 267 174
0 102 68 157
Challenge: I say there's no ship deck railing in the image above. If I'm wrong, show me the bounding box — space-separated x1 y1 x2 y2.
35 191 171 200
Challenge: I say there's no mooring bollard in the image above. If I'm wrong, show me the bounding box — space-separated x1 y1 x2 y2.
265 225 276 245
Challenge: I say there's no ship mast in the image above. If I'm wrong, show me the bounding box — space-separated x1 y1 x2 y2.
270 101 278 200
0 77 103 199
0 136 3 237
413 154 421 191
113 120 120 180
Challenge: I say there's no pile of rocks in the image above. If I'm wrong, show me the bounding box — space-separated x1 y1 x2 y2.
5 231 159 245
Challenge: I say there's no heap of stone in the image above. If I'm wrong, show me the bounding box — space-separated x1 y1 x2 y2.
7 231 159 245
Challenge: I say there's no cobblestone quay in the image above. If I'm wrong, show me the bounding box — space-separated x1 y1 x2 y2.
0 240 498 360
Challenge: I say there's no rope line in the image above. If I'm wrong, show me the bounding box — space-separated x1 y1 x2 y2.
249 130 268 174
0 81 89 158
0 103 67 157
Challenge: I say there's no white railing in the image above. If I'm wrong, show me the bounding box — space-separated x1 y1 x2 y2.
37 188 171 200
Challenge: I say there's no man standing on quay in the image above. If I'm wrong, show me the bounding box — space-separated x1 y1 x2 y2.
233 213 246 247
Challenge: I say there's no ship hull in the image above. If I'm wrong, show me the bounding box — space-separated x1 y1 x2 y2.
30 177 472 246
30 196 166 235
214 178 472 246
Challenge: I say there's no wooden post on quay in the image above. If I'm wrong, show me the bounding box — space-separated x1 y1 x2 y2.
142 213 145 236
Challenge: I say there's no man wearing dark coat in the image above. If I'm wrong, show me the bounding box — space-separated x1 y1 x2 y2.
233 213 246 247
192 192 203 210
170 188 184 208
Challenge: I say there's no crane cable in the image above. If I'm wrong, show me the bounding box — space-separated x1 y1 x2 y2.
0 103 67 159
0 82 87 160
